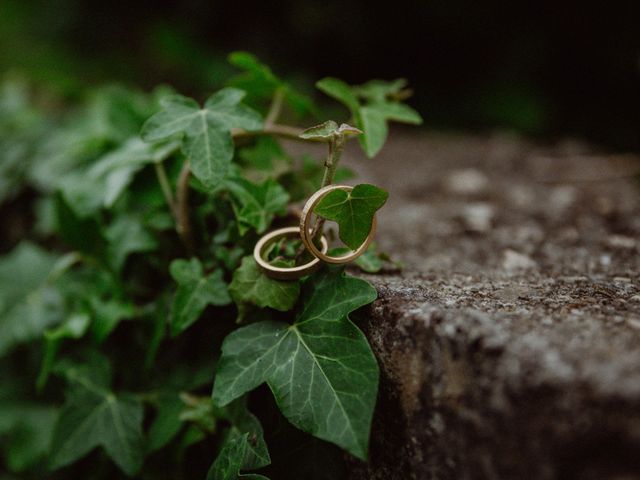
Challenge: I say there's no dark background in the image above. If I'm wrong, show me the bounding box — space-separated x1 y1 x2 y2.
1 0 639 148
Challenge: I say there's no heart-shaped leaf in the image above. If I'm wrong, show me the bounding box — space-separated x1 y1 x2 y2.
314 183 388 250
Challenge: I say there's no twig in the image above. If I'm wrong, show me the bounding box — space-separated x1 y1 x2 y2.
172 123 311 253
154 162 178 218
294 135 347 261
176 161 194 253
265 88 285 127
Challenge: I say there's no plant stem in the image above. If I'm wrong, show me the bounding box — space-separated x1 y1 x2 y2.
176 161 194 253
310 135 345 240
173 123 315 253
154 162 178 218
265 88 285 127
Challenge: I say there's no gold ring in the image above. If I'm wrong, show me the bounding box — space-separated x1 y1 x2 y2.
299 185 377 265
253 226 329 280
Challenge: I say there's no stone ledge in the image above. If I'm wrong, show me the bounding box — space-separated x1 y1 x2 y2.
348 272 640 479
319 131 640 479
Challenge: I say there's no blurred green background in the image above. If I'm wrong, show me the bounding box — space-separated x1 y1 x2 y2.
1 0 638 148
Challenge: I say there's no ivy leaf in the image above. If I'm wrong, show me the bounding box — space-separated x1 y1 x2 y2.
224 397 270 470
352 78 409 103
141 89 263 189
314 184 388 250
207 433 269 480
105 214 158 272
90 296 136 343
146 392 184 453
0 402 57 473
59 137 179 217
49 358 145 476
330 246 384 273
37 312 91 391
212 268 379 460
316 77 422 158
229 256 300 313
315 78 359 112
0 242 64 357
238 136 289 172
226 177 289 235
228 51 315 117
298 121 362 142
54 193 108 263
169 258 231 336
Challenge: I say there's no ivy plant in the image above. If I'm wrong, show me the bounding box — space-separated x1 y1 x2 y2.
0 53 421 479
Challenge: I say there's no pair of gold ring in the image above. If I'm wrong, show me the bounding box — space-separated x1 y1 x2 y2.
253 185 377 280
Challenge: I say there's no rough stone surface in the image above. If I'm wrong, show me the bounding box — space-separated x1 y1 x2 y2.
294 130 640 479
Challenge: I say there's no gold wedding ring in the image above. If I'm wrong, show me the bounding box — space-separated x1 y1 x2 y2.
299 185 376 265
253 226 329 280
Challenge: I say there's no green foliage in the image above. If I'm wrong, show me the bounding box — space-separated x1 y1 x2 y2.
0 242 65 357
298 120 362 141
226 177 289 235
141 89 263 190
49 357 144 475
316 77 423 157
227 51 314 118
0 52 420 478
213 268 378 460
169 258 231 336
229 256 300 312
314 183 389 250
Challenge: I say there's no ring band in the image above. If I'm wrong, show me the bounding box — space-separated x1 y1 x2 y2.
299 185 377 265
253 226 329 280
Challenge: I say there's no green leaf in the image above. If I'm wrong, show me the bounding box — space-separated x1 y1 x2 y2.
224 397 270 470
54 193 108 262
229 256 300 312
314 184 388 250
106 214 158 271
37 313 91 391
59 137 179 217
330 246 384 273
366 101 423 124
352 78 408 103
146 392 185 453
316 77 423 158
213 268 379 460
315 78 359 112
169 258 231 336
207 433 270 480
357 106 388 158
0 402 57 473
90 296 135 343
226 177 289 235
299 120 339 140
299 121 361 142
0 242 64 357
238 136 289 172
141 89 263 189
228 51 315 117
49 359 144 476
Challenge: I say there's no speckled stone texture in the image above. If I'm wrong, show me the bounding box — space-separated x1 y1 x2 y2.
299 131 640 479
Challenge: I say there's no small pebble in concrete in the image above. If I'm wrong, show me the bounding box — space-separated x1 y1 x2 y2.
443 168 490 196
502 249 538 273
